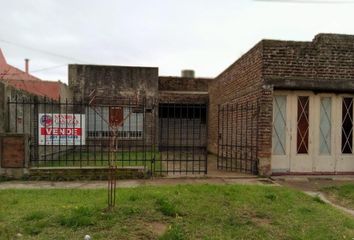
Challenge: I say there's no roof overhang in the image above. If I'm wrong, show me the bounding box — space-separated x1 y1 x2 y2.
265 77 354 93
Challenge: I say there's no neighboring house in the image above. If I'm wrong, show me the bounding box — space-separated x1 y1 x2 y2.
0 48 72 134
0 48 70 101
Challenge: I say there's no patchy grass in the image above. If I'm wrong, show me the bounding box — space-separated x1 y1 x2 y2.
0 185 354 239
322 184 354 210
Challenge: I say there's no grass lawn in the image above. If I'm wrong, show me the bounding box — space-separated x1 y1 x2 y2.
321 184 354 210
1 184 354 240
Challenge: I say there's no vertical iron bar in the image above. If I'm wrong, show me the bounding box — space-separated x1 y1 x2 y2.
15 95 18 133
240 103 243 172
58 97 61 166
221 105 224 170
217 104 220 169
192 104 195 174
173 103 176 174
128 98 131 166
79 99 83 167
7 97 10 132
250 102 253 173
166 104 169 174
43 97 47 166
100 106 104 165
51 98 54 166
246 102 249 172
94 105 97 166
135 101 138 166
226 104 229 170
230 103 235 171
29 98 33 164
120 105 123 168
204 104 208 174
143 97 147 171
198 104 202 173
186 104 189 174
65 99 68 166
235 103 239 171
86 103 89 166
255 100 260 174
33 97 39 167
179 104 182 174
22 98 25 133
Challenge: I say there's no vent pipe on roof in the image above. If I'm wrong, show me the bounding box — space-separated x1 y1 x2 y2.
25 58 29 74
181 69 195 78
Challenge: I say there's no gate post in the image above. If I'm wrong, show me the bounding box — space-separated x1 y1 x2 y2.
0 133 30 179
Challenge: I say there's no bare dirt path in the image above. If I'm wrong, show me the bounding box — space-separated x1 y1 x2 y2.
0 177 275 189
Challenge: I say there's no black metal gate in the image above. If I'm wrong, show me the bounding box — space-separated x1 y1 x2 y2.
7 96 158 173
157 103 208 175
217 101 259 174
7 97 209 176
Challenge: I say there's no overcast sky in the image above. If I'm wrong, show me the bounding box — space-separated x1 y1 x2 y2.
1 0 354 83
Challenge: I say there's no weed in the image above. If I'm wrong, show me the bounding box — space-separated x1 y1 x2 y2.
156 198 178 217
159 224 186 240
58 206 96 228
128 194 140 202
313 195 325 204
23 211 47 221
265 193 277 201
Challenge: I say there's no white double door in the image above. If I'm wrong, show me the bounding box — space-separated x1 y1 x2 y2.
272 91 354 173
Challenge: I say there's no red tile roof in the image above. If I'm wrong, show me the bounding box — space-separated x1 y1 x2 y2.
0 48 61 100
6 79 61 100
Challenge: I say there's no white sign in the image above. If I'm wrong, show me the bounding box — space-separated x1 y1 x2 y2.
38 113 85 145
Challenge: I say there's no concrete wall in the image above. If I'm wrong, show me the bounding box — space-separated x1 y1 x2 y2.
158 76 211 104
69 64 159 101
58 81 74 101
159 76 210 92
68 64 159 151
0 81 36 134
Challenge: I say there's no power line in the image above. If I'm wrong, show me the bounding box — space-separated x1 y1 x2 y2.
254 0 354 3
31 64 68 73
0 38 87 63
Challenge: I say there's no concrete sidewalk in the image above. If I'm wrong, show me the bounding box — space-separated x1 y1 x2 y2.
0 177 275 189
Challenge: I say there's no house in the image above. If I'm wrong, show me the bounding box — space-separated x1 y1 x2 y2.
209 33 354 175
2 33 354 178
0 48 72 135
0 48 71 101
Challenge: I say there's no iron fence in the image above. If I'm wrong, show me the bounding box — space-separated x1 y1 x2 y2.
7 97 209 175
7 96 158 172
158 103 208 174
217 101 259 174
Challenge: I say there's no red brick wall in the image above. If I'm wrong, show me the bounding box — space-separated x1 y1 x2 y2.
0 134 27 168
209 33 354 176
263 34 354 82
208 41 273 175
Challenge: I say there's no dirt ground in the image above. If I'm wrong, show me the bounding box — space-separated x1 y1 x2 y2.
272 175 354 191
0 177 276 189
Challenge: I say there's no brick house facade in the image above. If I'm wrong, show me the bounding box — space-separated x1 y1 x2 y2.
209 33 354 176
3 33 354 178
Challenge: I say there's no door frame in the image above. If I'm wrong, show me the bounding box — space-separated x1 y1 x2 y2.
271 91 292 173
289 91 315 173
312 93 336 172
